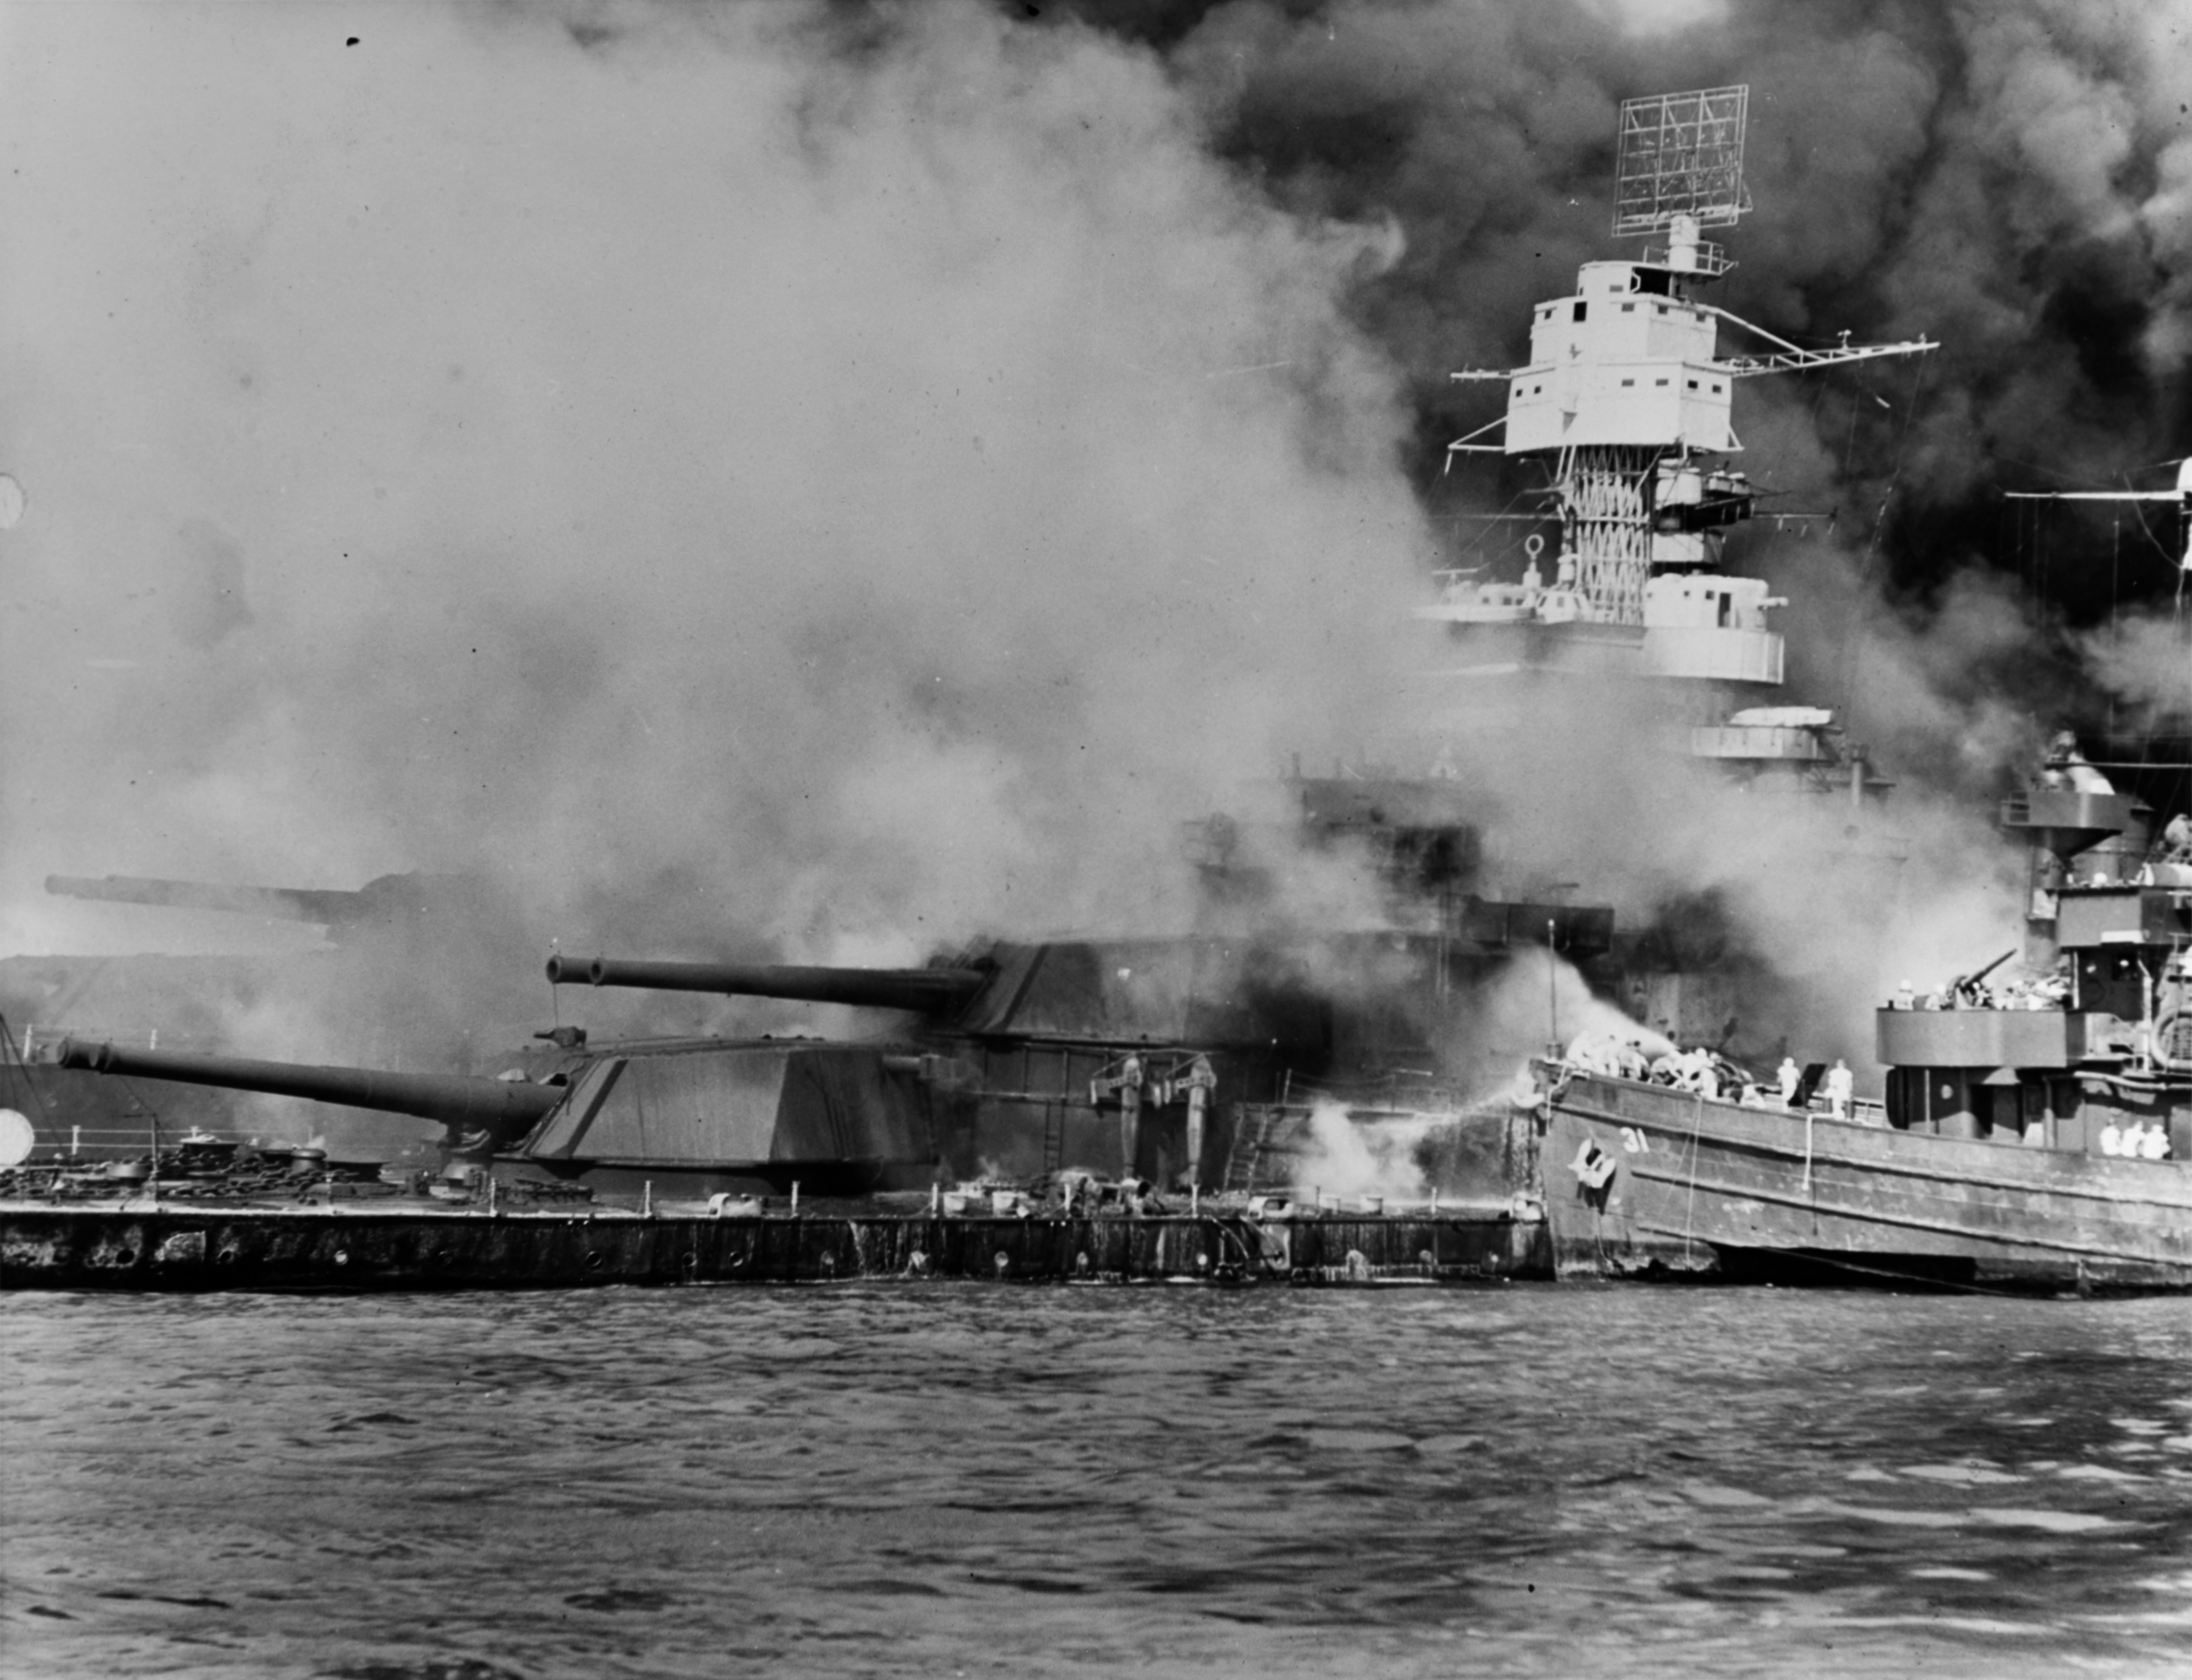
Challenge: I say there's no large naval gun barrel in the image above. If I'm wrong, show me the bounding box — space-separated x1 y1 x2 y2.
546 954 987 1014
55 1039 565 1131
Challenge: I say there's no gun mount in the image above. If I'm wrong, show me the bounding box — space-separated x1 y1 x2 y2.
543 928 1585 1193
52 1033 947 1197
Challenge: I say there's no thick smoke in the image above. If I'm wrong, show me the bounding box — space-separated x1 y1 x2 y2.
1144 0 2188 740
1150 0 2190 500
2077 610 2192 732
1133 0 2190 1062
0 2 1431 1044
3 0 2185 1087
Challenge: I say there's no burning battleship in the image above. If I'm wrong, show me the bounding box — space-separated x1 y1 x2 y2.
7 84 2184 1293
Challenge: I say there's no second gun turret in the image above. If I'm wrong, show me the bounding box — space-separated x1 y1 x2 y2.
544 955 989 1015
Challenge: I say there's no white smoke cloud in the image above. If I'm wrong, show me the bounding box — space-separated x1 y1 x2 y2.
1 0 2172 1104
0 1 1433 999
2077 610 2192 730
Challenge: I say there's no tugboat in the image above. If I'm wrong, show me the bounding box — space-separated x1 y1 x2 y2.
1533 737 2192 1292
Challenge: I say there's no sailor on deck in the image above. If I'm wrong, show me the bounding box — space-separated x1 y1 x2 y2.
2163 813 2192 865
1824 1060 1854 1119
1777 1056 1800 1105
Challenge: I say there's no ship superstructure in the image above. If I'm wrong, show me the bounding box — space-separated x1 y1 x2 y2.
1429 87 1932 780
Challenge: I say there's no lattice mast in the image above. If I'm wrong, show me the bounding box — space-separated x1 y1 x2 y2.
1450 86 1933 630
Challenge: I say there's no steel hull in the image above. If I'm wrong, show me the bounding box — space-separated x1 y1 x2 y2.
1541 1072 2192 1291
0 1201 1551 1291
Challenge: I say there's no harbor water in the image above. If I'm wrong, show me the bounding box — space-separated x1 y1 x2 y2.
4 1285 2189 1678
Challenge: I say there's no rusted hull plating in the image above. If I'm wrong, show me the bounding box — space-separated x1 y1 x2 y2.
0 1205 1550 1292
1542 1072 2192 1291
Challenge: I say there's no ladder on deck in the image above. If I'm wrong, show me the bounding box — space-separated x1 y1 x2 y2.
1222 1104 1285 1193
1041 1100 1064 1178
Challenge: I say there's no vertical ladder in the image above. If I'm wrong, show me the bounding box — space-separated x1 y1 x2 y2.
1222 1104 1279 1193
1042 1098 1064 1177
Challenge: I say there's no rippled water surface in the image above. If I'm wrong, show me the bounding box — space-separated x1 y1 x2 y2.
4 1284 2190 1678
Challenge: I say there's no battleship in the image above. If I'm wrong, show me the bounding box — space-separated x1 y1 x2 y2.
8 86 2182 1294
0 1004 1554 1291
0 86 1867 1290
1 773 1590 1288
1 787 1593 1287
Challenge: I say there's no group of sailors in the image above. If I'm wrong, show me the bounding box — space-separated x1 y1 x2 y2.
1888 969 2069 1013
2099 1120 2175 1161
1565 1032 1694 1087
1563 1032 1863 1119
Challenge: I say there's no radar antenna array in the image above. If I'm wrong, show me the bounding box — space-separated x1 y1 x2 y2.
1613 85 1750 239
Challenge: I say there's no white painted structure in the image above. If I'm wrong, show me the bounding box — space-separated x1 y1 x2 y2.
1441 85 1931 702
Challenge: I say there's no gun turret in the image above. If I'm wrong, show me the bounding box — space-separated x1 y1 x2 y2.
55 1039 565 1132
545 955 987 1015
45 872 480 934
